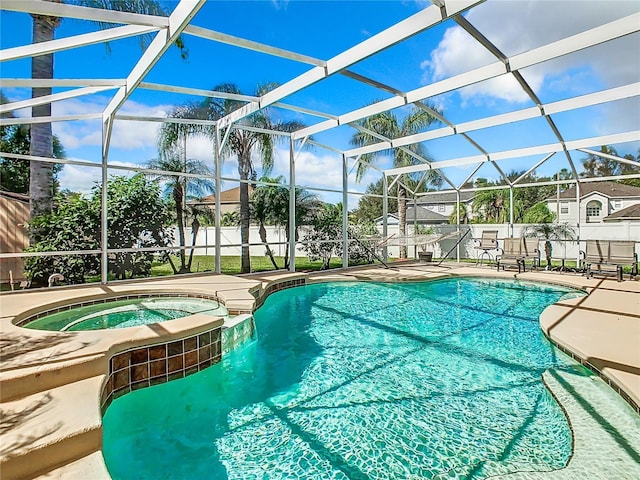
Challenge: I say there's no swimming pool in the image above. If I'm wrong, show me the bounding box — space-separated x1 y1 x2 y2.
23 296 227 331
102 278 587 479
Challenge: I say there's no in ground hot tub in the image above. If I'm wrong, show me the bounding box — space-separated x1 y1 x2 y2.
22 296 227 331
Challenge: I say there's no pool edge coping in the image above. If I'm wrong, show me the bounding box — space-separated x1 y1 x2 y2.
1 266 638 479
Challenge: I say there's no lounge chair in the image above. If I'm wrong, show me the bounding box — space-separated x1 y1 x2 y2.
521 238 540 271
610 241 639 281
475 230 499 265
585 239 638 281
497 237 523 272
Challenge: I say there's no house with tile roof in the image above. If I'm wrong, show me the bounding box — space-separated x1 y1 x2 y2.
546 181 640 223
188 186 253 215
375 205 449 226
416 191 476 220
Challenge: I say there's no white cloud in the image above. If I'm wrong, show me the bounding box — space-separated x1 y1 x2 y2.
421 0 639 105
268 148 381 205
57 159 142 194
185 136 216 164
49 96 175 151
57 163 101 195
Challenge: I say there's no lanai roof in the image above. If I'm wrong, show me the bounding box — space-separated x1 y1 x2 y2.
0 0 639 200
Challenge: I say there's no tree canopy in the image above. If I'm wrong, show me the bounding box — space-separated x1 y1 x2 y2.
25 174 172 286
0 91 65 194
581 145 640 187
350 103 442 258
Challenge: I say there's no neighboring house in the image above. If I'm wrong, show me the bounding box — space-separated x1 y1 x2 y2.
375 206 449 226
189 186 254 215
0 190 29 283
416 191 476 220
603 203 640 222
546 181 640 224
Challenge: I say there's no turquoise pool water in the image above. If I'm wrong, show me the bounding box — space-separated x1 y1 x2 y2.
23 297 227 331
103 278 586 479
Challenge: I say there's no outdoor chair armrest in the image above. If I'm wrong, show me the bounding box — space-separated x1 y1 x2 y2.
578 250 586 271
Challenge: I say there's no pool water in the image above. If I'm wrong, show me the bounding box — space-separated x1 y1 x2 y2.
23 297 227 331
103 278 586 479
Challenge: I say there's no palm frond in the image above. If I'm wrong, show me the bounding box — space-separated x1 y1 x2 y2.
75 0 188 58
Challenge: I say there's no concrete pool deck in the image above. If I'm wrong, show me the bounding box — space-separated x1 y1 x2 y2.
0 264 638 479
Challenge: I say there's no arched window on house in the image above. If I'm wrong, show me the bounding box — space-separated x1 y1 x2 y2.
586 200 602 222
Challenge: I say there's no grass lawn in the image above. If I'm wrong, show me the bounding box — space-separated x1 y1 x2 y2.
151 255 366 276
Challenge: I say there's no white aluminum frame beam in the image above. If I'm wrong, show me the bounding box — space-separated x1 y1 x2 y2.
512 153 556 185
0 86 115 115
344 83 640 158
0 24 158 62
140 83 339 121
102 0 206 156
577 148 640 168
217 0 483 129
385 130 640 176
115 114 215 126
184 25 324 67
139 82 258 102
1 78 126 88
0 113 101 126
301 13 639 142
1 0 170 28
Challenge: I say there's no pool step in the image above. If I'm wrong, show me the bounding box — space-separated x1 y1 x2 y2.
0 353 105 403
34 450 110 480
0 375 104 480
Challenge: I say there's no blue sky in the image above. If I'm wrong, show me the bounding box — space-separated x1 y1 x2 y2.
1 0 639 204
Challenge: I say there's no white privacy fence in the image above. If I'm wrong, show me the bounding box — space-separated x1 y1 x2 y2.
175 226 307 257
403 223 640 261
176 222 640 263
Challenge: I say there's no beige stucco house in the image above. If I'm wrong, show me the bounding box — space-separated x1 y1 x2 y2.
546 181 640 224
189 186 254 216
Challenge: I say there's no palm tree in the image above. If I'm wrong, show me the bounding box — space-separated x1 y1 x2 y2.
185 203 213 272
523 217 576 269
448 203 469 224
28 1 186 219
147 147 213 273
159 83 305 273
350 105 441 258
581 145 621 178
221 211 239 227
2 91 66 195
251 176 320 270
251 176 283 269
282 185 320 270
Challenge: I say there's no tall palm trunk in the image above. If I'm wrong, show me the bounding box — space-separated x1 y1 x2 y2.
238 150 252 274
174 186 187 272
187 216 199 271
29 13 58 225
283 221 290 269
258 221 279 269
544 240 552 268
398 183 407 259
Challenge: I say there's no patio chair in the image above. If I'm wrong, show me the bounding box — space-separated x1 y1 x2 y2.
606 240 638 281
521 238 540 271
474 230 499 265
497 237 523 273
583 239 608 279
